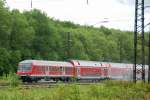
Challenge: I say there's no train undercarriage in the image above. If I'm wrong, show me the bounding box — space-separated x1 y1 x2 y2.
20 76 109 83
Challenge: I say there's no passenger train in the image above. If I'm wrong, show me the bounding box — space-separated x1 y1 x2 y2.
17 60 148 82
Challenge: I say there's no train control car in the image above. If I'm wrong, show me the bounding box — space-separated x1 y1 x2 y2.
17 60 75 82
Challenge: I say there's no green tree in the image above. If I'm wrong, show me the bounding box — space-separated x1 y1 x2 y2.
0 0 11 48
10 10 35 51
0 48 10 75
9 50 21 72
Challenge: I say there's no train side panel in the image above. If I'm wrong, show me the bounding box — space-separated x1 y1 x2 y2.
109 63 133 80
70 60 109 80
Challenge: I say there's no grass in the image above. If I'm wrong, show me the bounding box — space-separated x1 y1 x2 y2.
0 80 150 100
0 73 21 87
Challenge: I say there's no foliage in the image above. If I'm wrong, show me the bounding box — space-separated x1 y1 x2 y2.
0 48 10 75
0 73 21 87
9 73 21 87
0 81 150 100
0 0 149 75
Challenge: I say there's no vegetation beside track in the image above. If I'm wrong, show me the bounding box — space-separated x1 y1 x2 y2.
0 73 21 87
0 81 150 100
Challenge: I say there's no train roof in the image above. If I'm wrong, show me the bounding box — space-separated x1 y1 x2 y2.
19 60 148 68
19 60 73 67
70 60 135 67
70 60 102 67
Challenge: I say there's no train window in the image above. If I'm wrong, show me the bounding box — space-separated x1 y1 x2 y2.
49 67 62 72
60 67 64 72
103 68 108 72
18 63 31 72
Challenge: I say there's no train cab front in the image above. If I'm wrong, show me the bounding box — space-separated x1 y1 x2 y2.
17 62 32 82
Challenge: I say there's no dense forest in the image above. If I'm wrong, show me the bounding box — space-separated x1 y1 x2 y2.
0 0 149 75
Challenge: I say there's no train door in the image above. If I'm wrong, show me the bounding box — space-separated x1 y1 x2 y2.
77 67 80 78
103 68 109 76
61 66 65 76
45 66 49 76
101 63 109 78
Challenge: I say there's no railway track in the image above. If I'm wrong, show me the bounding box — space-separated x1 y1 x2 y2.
0 81 102 89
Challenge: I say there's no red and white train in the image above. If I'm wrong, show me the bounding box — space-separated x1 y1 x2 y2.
17 60 148 82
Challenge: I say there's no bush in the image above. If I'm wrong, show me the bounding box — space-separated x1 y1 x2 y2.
9 73 21 87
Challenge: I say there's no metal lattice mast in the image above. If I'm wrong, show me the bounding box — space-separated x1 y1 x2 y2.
67 32 71 59
133 0 145 83
31 0 32 9
148 23 150 83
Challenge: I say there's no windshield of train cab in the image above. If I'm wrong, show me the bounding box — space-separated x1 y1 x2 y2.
18 63 31 72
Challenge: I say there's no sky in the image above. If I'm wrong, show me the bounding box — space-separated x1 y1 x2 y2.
5 0 150 31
